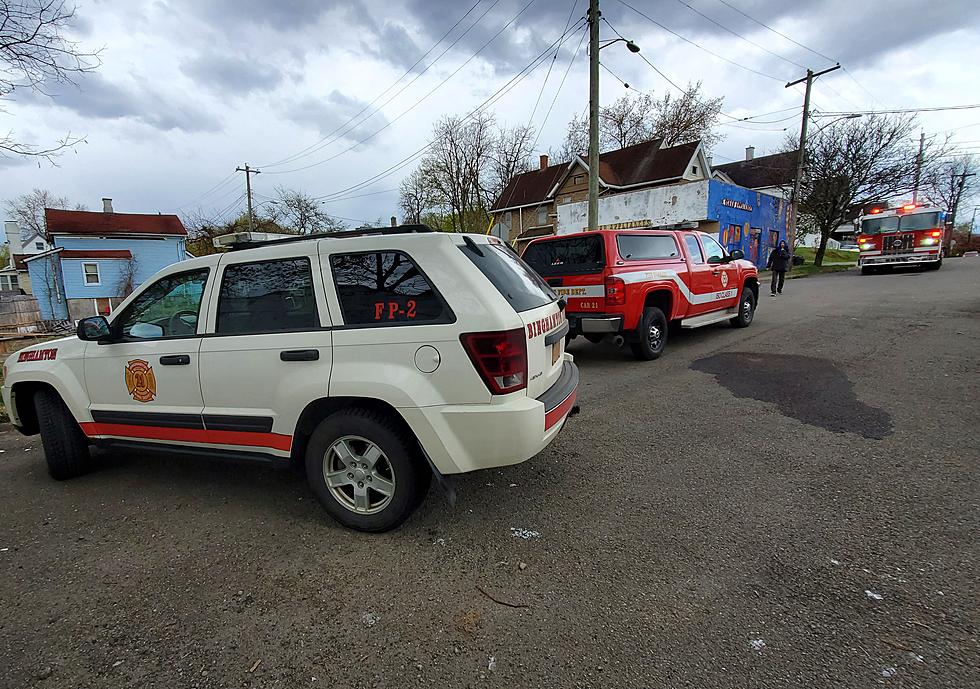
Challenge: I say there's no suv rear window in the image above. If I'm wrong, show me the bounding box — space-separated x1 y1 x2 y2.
460 240 555 313
330 251 453 326
616 234 680 260
522 235 605 277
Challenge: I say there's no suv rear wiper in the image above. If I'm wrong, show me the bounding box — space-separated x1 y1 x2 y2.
462 235 485 257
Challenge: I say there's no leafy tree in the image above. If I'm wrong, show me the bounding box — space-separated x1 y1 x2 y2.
0 0 101 161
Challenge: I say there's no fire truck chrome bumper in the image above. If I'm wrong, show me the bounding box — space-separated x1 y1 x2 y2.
861 254 939 265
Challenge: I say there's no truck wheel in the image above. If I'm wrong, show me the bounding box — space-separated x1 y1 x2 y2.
729 287 756 328
928 257 943 271
630 307 668 361
861 266 876 275
34 388 91 480
305 408 431 532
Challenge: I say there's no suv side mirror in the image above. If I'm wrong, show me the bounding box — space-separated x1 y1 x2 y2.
77 316 111 341
730 249 745 260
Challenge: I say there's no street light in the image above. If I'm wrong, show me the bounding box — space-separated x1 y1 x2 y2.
599 38 640 53
810 113 862 136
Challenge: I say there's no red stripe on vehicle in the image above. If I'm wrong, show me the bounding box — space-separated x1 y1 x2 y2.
79 422 293 452
544 387 577 431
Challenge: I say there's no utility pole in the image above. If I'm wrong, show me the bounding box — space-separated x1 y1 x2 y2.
785 63 840 247
587 0 600 232
912 130 925 204
235 163 261 231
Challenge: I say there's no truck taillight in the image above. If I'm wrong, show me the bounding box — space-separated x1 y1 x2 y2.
460 329 527 395
605 276 626 306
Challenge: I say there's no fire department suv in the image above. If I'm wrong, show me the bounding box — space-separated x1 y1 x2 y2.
1 226 578 532
857 203 946 274
522 229 759 360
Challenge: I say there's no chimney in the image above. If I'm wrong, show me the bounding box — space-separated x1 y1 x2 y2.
706 155 713 168
390 215 397 227
4 221 22 254
539 154 549 170
745 146 755 161
102 197 113 213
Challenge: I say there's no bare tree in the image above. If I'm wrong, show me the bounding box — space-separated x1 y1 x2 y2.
265 187 346 234
4 187 83 241
489 122 534 204
0 0 101 162
601 92 655 150
651 82 724 148
922 155 979 225
116 254 140 297
398 167 440 224
791 114 940 266
555 111 588 163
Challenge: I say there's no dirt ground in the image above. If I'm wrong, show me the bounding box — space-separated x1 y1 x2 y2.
1 260 977 688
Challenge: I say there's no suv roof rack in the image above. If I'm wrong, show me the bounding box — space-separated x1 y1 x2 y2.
224 224 435 250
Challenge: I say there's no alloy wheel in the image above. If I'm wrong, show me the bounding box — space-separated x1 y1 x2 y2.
323 435 396 514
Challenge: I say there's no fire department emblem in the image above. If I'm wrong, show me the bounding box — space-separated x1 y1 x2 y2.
125 359 156 403
720 271 729 288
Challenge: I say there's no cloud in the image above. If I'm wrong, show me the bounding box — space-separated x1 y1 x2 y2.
26 74 220 133
184 0 333 31
180 53 283 96
286 91 391 144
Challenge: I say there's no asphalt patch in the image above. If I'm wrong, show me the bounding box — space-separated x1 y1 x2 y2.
691 352 892 439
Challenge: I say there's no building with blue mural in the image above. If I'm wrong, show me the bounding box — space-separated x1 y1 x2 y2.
706 179 789 267
26 200 190 322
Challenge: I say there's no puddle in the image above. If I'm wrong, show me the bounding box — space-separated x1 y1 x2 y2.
691 352 892 439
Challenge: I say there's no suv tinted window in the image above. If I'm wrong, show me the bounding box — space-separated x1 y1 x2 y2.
616 234 680 260
701 235 726 262
119 269 209 339
522 235 605 276
684 235 704 264
216 258 318 335
331 251 452 326
461 240 555 313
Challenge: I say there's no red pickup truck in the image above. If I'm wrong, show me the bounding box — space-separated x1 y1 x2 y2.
522 229 760 360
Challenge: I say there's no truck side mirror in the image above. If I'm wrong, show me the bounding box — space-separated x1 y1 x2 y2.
730 249 745 260
76 316 111 341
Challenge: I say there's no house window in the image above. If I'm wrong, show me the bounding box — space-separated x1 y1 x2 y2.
82 263 101 285
574 174 585 185
35 242 44 250
691 166 698 175
0 275 18 290
536 206 549 226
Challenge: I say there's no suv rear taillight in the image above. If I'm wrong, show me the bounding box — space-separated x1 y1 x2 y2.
460 329 527 395
605 276 626 306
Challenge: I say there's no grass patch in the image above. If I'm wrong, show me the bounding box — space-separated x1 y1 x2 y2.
785 264 854 279
795 247 859 264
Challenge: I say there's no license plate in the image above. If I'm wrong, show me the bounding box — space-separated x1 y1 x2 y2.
551 341 561 365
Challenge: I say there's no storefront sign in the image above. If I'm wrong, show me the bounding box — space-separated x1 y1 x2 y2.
722 198 753 212
594 219 652 231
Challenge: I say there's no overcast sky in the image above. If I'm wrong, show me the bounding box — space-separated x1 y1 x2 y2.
2 0 979 227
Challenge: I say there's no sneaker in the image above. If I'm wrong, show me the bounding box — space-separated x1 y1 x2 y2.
770 292 777 297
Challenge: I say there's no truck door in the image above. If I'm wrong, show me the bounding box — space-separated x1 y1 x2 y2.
197 246 333 457
681 234 720 317
698 234 740 313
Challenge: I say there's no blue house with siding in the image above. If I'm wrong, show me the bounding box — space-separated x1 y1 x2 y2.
26 199 190 322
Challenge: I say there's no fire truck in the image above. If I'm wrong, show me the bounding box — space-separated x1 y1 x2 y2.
856 203 946 275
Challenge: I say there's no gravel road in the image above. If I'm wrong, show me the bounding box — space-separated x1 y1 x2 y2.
1 260 977 689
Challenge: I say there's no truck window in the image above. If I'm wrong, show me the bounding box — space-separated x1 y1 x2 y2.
616 234 680 260
330 251 452 326
522 235 605 276
899 212 940 231
700 235 726 262
460 241 555 313
861 216 899 234
217 258 318 335
683 235 705 264
118 269 209 339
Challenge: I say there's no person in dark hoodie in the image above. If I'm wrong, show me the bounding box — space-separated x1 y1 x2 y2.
767 240 792 296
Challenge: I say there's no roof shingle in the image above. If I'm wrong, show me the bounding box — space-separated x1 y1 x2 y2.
45 208 187 236
713 151 797 190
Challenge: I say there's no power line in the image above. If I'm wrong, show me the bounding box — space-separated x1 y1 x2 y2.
615 0 785 83
258 0 491 169
175 171 238 211
713 0 835 64
817 104 980 116
263 0 553 176
530 25 588 151
526 0 581 127
671 0 804 70
310 18 586 202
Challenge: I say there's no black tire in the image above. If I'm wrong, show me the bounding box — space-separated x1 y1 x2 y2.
584 334 604 344
305 408 431 532
861 266 876 275
34 388 91 480
629 307 668 361
928 257 943 271
729 286 757 328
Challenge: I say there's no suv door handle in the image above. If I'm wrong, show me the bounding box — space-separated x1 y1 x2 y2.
711 270 721 276
159 354 190 366
280 349 319 362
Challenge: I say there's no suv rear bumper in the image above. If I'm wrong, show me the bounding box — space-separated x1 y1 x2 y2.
566 313 623 335
400 356 578 474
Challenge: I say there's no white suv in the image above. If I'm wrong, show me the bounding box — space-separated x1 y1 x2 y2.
2 226 578 531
